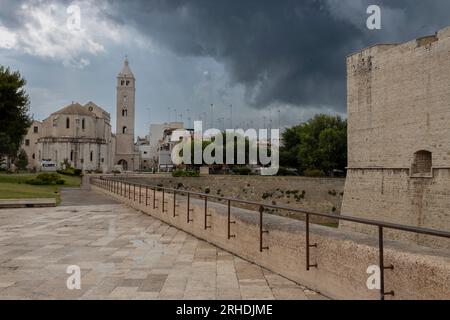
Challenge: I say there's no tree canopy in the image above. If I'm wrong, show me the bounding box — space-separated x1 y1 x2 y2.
0 66 32 158
280 114 347 175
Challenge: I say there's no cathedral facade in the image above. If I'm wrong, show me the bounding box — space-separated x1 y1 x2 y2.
21 59 138 172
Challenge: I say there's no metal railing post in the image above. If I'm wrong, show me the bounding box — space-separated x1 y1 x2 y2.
379 226 394 300
259 206 269 251
187 193 194 223
227 199 236 239
306 213 318 270
146 186 148 206
139 184 142 204
128 183 131 200
173 191 179 217
204 196 211 229
162 189 168 213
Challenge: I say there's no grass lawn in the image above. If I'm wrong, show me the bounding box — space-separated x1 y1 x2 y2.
0 173 81 202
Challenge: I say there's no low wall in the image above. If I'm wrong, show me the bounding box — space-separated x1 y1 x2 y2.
91 181 450 300
122 175 345 226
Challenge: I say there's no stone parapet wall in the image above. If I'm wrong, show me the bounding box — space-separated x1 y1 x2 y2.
92 181 450 300
121 175 345 226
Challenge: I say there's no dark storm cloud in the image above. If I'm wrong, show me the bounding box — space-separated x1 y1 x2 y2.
103 0 450 111
3 0 450 113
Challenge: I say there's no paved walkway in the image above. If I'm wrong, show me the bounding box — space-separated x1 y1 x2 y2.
0 189 326 300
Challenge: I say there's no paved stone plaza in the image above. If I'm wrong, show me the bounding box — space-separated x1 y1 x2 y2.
0 189 326 300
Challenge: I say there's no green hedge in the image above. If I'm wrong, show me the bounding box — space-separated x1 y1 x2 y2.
172 170 199 177
26 173 65 185
231 167 252 175
57 166 82 176
303 169 326 177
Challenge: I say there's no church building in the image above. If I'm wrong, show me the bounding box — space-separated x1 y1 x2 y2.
21 59 139 173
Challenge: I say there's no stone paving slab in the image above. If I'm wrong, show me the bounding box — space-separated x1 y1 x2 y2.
0 201 327 300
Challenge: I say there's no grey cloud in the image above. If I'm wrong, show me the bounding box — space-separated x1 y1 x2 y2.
4 0 450 115
102 0 450 112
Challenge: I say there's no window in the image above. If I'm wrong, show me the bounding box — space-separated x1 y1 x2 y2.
123 126 128 134
90 151 93 162
126 80 130 86
66 118 70 129
121 80 124 86
33 126 38 134
82 118 85 130
32 153 35 160
412 150 432 176
122 109 127 117
25 139 30 146
101 158 104 163
70 150 74 161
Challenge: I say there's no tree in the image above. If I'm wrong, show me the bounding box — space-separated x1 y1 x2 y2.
280 114 347 175
14 149 28 171
0 66 32 161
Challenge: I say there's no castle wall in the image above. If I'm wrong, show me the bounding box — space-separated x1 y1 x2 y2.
341 26 450 248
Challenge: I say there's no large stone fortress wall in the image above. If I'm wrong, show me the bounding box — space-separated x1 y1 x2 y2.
341 27 450 248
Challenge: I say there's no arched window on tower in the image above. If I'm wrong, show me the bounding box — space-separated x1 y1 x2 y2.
81 118 85 130
66 117 70 129
70 150 74 161
123 126 128 134
90 151 93 162
122 109 127 117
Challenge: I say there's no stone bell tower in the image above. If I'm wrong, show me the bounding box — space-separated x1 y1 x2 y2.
115 57 137 171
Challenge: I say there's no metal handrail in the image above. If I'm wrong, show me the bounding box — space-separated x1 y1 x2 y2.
92 176 450 300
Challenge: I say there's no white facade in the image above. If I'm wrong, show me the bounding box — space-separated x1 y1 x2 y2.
21 102 115 172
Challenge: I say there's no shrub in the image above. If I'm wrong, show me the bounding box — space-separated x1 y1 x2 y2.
14 149 28 170
262 192 272 200
304 169 326 177
232 167 252 175
277 167 299 176
26 173 65 186
57 166 82 176
172 170 199 177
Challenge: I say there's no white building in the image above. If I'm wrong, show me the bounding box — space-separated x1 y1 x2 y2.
20 59 139 173
21 102 115 172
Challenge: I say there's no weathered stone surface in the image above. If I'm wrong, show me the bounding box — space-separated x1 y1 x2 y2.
342 26 450 249
92 182 450 300
0 202 321 300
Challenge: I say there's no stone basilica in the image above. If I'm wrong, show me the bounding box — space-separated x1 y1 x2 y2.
21 58 139 172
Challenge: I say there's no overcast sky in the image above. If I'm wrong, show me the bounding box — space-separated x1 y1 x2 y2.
2 0 450 137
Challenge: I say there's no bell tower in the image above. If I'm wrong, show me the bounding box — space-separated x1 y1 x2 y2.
115 57 136 171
